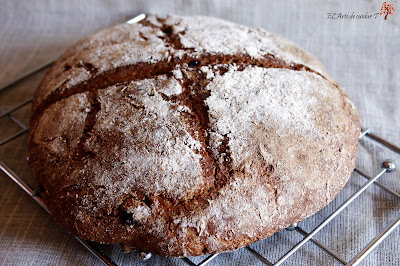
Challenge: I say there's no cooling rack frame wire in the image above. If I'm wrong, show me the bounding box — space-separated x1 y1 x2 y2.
1 15 400 266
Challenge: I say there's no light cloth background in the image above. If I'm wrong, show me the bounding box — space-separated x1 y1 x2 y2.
0 0 399 265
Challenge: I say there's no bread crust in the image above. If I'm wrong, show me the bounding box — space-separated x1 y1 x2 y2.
28 14 360 257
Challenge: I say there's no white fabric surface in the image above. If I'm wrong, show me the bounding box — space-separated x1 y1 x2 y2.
0 0 399 265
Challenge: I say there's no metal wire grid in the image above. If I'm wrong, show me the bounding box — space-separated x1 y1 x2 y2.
1 14 400 266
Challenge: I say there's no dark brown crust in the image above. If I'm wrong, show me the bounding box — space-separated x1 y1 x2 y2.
28 15 360 257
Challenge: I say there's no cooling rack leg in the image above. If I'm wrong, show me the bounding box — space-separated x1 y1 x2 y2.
285 223 298 231
138 251 152 261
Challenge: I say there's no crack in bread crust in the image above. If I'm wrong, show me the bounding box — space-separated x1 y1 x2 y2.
72 90 100 161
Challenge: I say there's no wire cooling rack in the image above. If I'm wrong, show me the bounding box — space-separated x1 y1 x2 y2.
1 14 400 266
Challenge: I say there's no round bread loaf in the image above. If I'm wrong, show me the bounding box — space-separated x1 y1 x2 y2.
28 14 360 257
